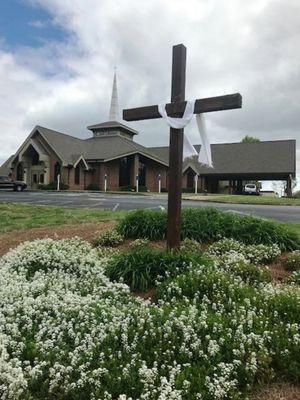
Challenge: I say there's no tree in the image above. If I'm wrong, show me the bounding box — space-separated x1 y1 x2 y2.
242 135 260 143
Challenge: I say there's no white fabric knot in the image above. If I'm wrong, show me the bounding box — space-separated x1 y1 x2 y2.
158 101 214 168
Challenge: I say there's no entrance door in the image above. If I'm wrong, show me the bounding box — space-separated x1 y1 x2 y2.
31 171 45 188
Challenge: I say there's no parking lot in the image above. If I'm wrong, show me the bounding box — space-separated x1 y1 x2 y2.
0 190 299 222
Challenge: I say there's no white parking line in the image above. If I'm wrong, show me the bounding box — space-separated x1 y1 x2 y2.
112 203 120 211
88 201 103 207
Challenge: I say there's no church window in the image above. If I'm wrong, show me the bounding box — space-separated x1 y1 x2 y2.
75 164 80 185
119 157 131 187
54 162 61 182
187 169 195 189
139 156 146 187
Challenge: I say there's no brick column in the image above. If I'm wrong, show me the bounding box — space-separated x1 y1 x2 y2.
286 175 292 198
130 154 139 187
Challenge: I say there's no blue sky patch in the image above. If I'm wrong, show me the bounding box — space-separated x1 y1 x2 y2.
0 0 68 49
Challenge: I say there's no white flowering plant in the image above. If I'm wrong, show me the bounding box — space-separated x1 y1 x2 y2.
180 238 202 253
129 238 150 249
0 237 300 400
284 250 300 272
208 238 281 265
92 228 124 247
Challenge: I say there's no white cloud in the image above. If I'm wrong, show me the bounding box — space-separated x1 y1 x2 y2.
1 0 299 188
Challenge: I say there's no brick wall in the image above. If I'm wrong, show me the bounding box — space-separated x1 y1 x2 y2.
145 159 168 192
104 160 120 191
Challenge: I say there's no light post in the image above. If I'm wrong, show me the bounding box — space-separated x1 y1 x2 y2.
136 174 139 193
57 174 60 191
158 173 162 194
194 174 198 194
104 174 107 192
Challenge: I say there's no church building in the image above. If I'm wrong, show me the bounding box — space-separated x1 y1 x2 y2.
0 73 296 195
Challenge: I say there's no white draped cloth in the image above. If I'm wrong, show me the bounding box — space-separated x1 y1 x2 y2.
158 100 213 168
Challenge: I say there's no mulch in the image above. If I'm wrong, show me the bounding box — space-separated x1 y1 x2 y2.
0 221 116 256
250 382 300 400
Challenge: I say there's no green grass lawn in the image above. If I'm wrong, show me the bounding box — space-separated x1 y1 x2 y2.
183 194 300 206
0 203 299 244
0 203 126 234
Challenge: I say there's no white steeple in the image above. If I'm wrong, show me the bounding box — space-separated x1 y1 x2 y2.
108 68 120 121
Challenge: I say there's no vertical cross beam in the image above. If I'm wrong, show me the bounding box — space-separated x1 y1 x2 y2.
167 44 186 249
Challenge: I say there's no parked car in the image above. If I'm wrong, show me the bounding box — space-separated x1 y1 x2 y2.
0 176 27 191
243 183 260 196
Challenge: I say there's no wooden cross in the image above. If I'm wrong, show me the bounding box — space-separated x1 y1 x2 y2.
123 44 242 249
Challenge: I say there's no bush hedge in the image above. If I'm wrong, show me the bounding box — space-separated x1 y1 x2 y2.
38 181 69 190
85 183 100 191
117 208 300 251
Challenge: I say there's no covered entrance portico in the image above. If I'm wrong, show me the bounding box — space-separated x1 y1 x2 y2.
207 173 295 197
17 139 50 189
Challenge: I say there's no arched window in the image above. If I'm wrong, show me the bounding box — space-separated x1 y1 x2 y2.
54 162 61 182
187 169 195 189
75 164 80 185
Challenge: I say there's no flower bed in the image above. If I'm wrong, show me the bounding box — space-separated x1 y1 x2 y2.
0 238 300 399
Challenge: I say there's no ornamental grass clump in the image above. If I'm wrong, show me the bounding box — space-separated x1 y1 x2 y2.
106 245 209 291
92 228 124 247
117 208 300 251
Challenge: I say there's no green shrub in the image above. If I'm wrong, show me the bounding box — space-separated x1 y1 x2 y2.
92 229 124 247
117 208 299 251
293 190 300 198
284 251 300 271
106 246 210 291
85 183 100 191
38 181 69 190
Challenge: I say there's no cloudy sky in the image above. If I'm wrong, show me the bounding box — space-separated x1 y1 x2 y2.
0 0 299 188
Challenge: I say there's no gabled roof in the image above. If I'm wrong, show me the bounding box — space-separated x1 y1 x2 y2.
34 126 167 166
150 140 296 176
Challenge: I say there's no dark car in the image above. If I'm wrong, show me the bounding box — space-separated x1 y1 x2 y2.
0 176 27 191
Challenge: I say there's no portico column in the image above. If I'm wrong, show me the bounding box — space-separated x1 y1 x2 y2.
286 175 292 198
131 154 139 187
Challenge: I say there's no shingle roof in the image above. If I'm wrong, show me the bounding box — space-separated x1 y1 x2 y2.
150 140 296 175
0 155 14 176
87 120 138 135
37 126 167 166
9 125 296 177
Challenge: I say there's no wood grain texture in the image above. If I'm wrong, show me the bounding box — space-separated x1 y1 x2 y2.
123 93 242 121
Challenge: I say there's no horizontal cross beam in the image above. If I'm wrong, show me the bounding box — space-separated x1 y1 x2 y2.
123 93 242 121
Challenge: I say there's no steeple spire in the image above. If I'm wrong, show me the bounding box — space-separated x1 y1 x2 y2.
109 68 120 121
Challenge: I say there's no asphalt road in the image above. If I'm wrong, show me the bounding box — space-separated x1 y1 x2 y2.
0 190 299 223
